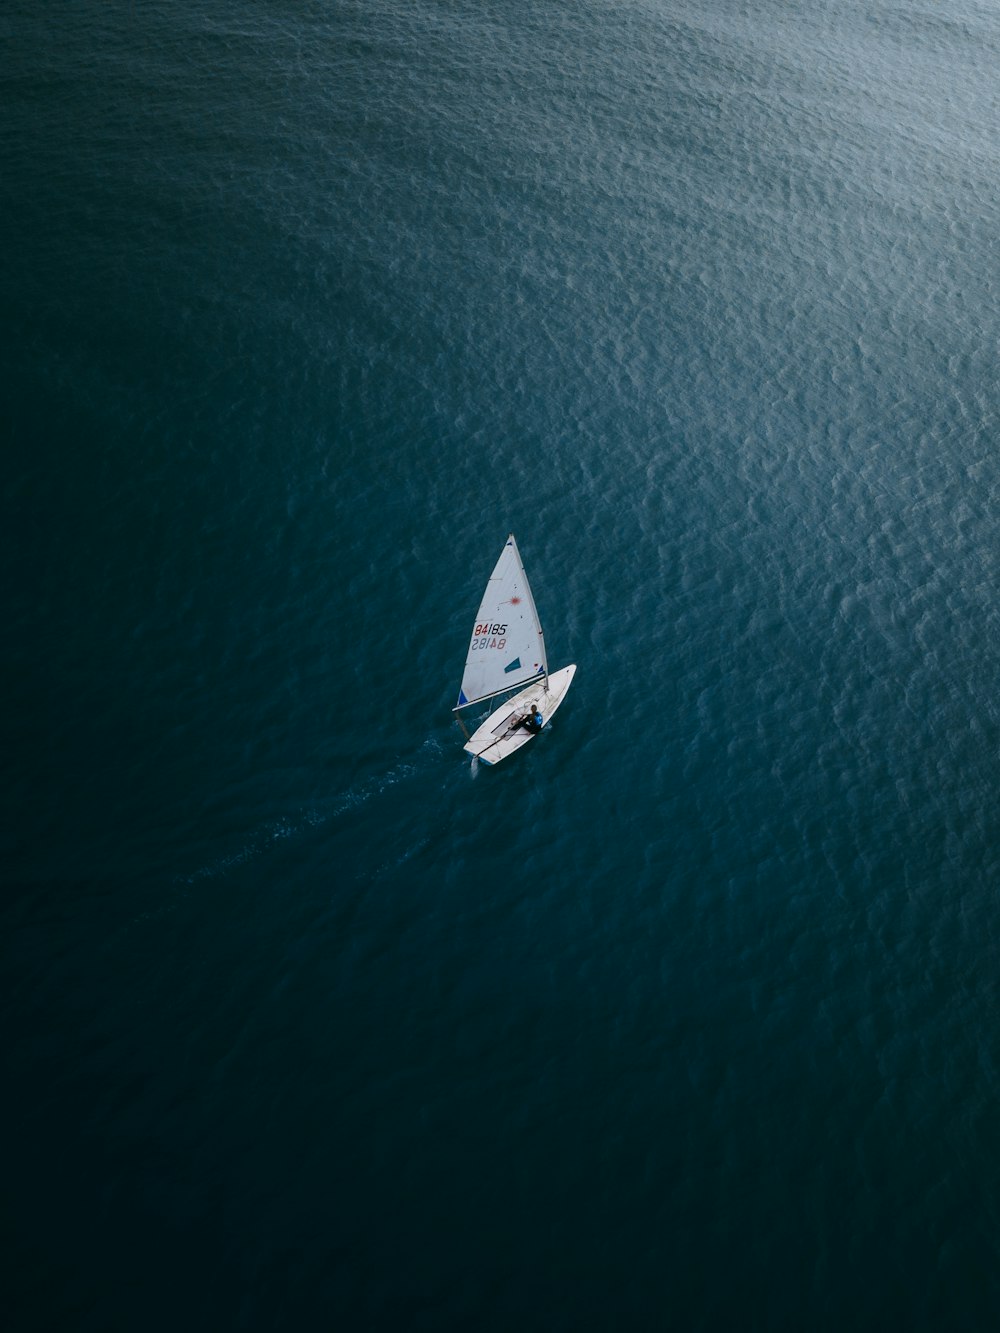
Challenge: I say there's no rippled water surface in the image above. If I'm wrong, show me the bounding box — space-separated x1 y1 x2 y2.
4 1 1000 1327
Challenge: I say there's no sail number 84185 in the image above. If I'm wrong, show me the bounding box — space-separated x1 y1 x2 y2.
472 621 507 651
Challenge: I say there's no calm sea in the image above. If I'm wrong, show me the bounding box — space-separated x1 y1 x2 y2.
4 0 1000 1327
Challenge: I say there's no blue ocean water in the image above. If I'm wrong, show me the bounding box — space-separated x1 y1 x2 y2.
4 0 1000 1326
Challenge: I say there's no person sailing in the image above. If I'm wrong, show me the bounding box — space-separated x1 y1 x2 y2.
519 702 543 734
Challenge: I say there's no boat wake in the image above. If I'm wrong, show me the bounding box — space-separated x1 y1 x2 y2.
176 738 447 884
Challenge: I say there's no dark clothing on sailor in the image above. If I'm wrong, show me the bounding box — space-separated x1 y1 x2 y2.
520 707 543 734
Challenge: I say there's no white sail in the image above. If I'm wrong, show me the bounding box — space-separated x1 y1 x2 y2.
456 534 547 709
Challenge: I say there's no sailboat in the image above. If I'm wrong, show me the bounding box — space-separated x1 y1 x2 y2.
454 534 576 765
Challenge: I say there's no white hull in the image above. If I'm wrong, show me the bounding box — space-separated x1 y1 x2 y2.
462 665 576 766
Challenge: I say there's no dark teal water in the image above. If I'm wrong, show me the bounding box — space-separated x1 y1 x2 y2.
5 0 1000 1327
